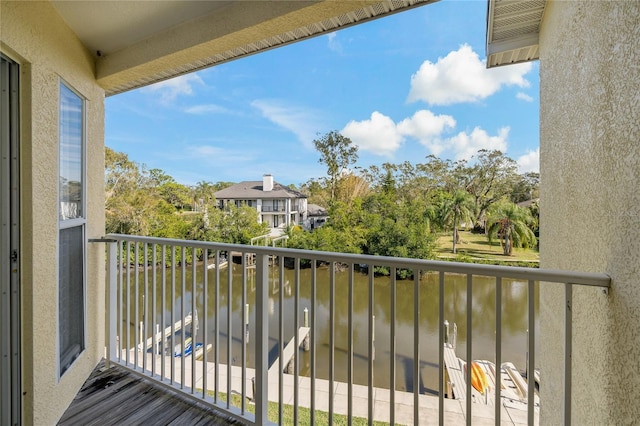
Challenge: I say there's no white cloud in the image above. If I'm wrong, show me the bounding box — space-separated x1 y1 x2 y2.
407 44 532 105
327 32 343 54
516 92 534 102
184 104 230 115
445 126 510 161
142 74 204 103
517 148 539 173
251 99 323 148
342 111 404 156
341 109 506 160
397 110 456 154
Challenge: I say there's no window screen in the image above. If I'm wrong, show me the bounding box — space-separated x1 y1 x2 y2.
58 226 84 374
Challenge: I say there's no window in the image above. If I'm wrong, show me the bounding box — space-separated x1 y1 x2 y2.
58 82 85 376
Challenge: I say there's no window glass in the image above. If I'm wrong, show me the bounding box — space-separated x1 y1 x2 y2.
59 84 83 220
58 82 85 376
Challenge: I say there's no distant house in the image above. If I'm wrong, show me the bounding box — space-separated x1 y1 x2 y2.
214 174 307 235
516 198 539 209
304 203 329 231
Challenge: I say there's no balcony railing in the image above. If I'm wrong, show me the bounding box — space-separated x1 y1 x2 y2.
261 206 286 213
104 234 610 425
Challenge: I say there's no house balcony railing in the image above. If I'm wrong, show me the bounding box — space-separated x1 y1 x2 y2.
103 234 610 425
261 206 286 213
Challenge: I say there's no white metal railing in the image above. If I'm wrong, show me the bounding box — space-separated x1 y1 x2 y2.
103 234 610 425
261 206 286 213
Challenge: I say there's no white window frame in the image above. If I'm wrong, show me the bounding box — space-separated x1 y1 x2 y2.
57 80 87 378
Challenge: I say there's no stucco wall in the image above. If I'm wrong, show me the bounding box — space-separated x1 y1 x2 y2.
0 2 105 425
539 1 640 424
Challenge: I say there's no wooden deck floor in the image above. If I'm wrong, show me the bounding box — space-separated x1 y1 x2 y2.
58 360 241 426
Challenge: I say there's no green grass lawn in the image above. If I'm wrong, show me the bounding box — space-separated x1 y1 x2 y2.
435 230 539 264
207 391 392 425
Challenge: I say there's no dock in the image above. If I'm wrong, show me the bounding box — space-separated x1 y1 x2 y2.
443 343 466 400
194 343 213 360
268 327 310 379
118 350 536 425
120 321 537 425
442 323 539 423
207 260 229 270
137 314 193 353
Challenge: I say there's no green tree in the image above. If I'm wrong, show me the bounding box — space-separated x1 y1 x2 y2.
527 199 539 238
510 172 540 203
299 178 330 206
439 190 475 254
214 204 269 244
486 202 537 256
158 181 191 210
192 181 215 212
460 150 519 229
148 168 175 187
313 131 358 203
105 147 149 234
105 147 141 206
288 225 363 254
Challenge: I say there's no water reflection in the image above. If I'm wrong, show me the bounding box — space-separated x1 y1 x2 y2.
122 262 538 393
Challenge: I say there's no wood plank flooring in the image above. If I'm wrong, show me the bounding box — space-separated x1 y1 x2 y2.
58 360 241 426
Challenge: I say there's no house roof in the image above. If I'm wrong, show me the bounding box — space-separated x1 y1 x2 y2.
517 197 539 208
486 0 546 68
308 203 329 217
214 181 307 200
50 0 439 96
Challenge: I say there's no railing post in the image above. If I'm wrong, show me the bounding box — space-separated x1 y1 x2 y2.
527 280 535 426
439 272 445 426
564 283 573 426
106 240 117 368
255 253 269 425
443 320 449 344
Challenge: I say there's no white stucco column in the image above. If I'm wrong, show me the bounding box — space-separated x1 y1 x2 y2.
285 199 291 227
539 1 640 424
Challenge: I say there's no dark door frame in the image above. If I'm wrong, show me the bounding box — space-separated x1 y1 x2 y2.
1 52 21 426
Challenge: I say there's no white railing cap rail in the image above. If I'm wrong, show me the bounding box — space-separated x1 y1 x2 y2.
105 234 611 289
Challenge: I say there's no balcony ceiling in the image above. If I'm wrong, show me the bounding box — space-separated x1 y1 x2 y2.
51 0 438 96
486 0 546 68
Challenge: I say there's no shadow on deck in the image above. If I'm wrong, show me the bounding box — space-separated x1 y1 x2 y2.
58 360 241 426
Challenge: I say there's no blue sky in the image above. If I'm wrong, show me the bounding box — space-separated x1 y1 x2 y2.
105 0 539 187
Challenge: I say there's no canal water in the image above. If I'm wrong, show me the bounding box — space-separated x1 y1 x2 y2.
125 262 538 394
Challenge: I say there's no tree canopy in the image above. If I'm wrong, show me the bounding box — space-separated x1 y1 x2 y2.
313 131 358 203
295 145 539 260
486 202 537 256
106 145 539 266
105 147 268 243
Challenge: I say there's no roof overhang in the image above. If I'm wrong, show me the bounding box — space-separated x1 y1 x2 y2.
51 0 438 96
486 0 546 68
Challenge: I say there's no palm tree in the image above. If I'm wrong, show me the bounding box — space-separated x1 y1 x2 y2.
487 202 537 256
440 190 475 254
191 180 215 213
